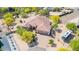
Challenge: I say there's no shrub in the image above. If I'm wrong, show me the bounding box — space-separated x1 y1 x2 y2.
66 23 77 32
23 8 31 14
51 23 58 30
48 39 54 45
16 27 35 43
38 9 49 15
70 38 79 51
4 17 14 26
49 15 60 24
3 13 13 19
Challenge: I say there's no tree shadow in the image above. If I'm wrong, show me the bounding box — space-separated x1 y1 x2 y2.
11 23 17 26
63 34 75 43
53 30 56 36
56 29 62 33
50 30 56 38
28 37 38 47
51 44 57 47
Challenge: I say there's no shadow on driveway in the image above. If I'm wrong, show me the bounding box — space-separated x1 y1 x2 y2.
63 34 75 43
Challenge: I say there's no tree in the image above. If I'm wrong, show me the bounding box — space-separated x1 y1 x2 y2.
16 27 35 43
57 47 70 51
4 17 14 26
13 7 21 15
51 23 58 30
31 7 39 12
48 39 54 46
20 8 31 18
70 38 79 51
53 7 61 12
22 31 34 43
3 13 13 19
21 12 28 18
66 23 77 32
23 8 31 14
49 15 60 24
0 7 8 13
3 13 14 26
16 26 25 35
38 9 49 15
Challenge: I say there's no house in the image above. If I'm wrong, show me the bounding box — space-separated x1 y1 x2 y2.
69 17 79 27
49 7 73 16
23 15 52 35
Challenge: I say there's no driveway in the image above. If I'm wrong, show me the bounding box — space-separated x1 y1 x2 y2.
37 34 55 50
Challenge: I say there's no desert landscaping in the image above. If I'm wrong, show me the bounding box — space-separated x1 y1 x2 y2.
0 7 79 51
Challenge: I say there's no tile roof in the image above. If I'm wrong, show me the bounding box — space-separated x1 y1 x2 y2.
24 15 51 34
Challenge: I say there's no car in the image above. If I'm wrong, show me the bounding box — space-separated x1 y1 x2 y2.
61 30 72 40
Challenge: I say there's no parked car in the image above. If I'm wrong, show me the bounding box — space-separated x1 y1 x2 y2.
61 30 72 40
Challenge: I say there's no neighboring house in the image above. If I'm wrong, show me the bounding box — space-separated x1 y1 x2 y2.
69 17 79 27
23 15 52 35
49 8 73 16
